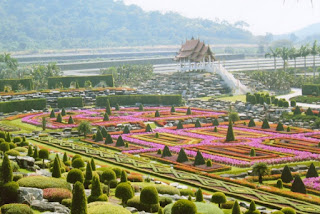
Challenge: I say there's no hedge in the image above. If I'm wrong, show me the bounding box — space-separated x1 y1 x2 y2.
0 78 33 91
302 84 320 95
96 95 183 107
0 99 46 113
17 176 71 190
57 97 84 108
48 75 114 89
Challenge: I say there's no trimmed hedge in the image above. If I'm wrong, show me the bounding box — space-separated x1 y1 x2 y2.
43 188 72 203
48 75 114 89
17 176 71 190
1 203 33 214
96 95 183 107
0 99 46 113
87 202 131 214
302 84 320 95
164 202 223 214
57 97 84 108
0 78 33 91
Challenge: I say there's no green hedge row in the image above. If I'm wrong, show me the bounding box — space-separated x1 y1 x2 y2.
0 99 46 113
48 75 114 89
96 95 183 106
0 78 33 91
302 84 320 95
57 97 84 108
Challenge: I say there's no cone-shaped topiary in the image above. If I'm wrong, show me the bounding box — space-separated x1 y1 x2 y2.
194 150 205 166
116 136 125 147
195 119 201 128
171 199 197 214
177 121 184 129
5 132 11 142
276 122 284 131
244 200 259 214
176 148 189 163
1 154 13 183
211 192 226 208
103 113 110 121
120 170 128 183
231 200 241 214
105 99 112 115
95 129 104 142
250 148 256 157
68 116 74 124
213 127 218 132
63 152 68 162
155 133 160 138
294 106 301 115
306 163 319 178
105 133 113 144
157 149 162 155
101 127 108 138
115 103 120 111
71 181 87 214
195 188 203 202
291 175 306 194
306 107 314 116
139 104 144 111
248 118 256 127
88 174 108 203
281 165 293 183
155 110 160 117
33 146 39 159
27 145 33 157
56 113 63 123
85 162 93 183
123 126 130 134
52 156 61 178
186 107 192 115
90 158 96 171
61 108 66 116
277 179 283 189
226 120 235 142
207 159 212 167
161 145 172 158
213 118 219 126
287 126 291 132
145 124 153 132
50 110 55 118
261 119 270 129
171 105 176 113
115 182 134 205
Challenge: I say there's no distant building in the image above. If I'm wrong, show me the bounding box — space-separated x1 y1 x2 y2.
175 38 215 63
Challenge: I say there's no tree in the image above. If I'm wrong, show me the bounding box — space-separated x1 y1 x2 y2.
61 108 66 116
115 182 134 205
88 174 108 203
90 158 96 171
261 119 270 129
229 112 240 124
115 103 120 111
281 165 293 183
27 145 33 157
105 99 112 115
52 156 61 178
103 113 110 121
294 106 301 115
177 121 184 129
231 200 241 214
68 116 74 124
145 124 153 132
252 162 269 184
186 107 192 115
306 163 319 178
195 188 203 202
289 47 299 72
39 149 49 168
311 40 319 80
250 148 256 157
213 118 219 126
42 117 46 131
33 146 39 159
50 110 55 118
265 48 279 71
194 150 205 166
155 110 160 117
123 126 130 134
248 118 256 127
299 44 310 78
171 199 197 214
195 119 201 128
56 113 63 123
63 152 68 162
276 122 284 131
226 120 235 142
211 192 226 208
176 148 189 163
71 182 87 214
120 170 128 183
95 129 104 142
244 200 260 214
84 162 93 188
277 47 290 71
171 105 176 113
116 136 125 147
291 175 306 194
1 154 13 183
140 186 159 212
105 133 113 144
77 121 91 138
161 145 172 157
0 142 10 153
306 107 314 116
101 127 108 138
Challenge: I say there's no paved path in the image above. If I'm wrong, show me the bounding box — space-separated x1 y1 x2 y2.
277 88 320 109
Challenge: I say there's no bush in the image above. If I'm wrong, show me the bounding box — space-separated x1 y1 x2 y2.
0 204 33 214
48 75 114 89
13 137 22 143
244 200 260 214
195 188 203 202
280 207 296 214
0 142 10 152
171 199 197 214
306 163 319 178
120 170 128 183
88 175 108 203
281 165 293 183
101 169 116 183
116 136 125 147
290 100 296 107
13 174 23 182
291 175 306 194
176 148 188 163
127 196 159 212
194 151 205 166
261 119 270 129
62 198 72 208
115 182 134 204
140 186 159 205
72 154 82 162
6 149 20 156
72 158 85 169
112 168 122 178
1 181 19 203
1 154 13 183
0 99 46 113
18 176 71 190
159 196 173 207
161 146 172 158
128 174 143 182
155 185 180 195
52 157 61 178
58 97 84 108
164 202 223 214
211 192 227 207
43 188 72 203
277 179 283 189
13 147 27 153
95 129 104 142
71 181 87 214
109 179 118 188
276 122 284 131
87 202 131 214
221 201 235 209
179 189 195 197
67 169 84 184
302 84 320 95
248 118 256 127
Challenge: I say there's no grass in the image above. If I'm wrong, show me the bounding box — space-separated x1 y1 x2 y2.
290 95 320 103
217 94 246 102
0 119 42 133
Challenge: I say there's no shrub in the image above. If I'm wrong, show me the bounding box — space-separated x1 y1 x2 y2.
194 150 205 166
116 136 125 147
52 157 61 178
195 188 203 202
155 110 161 117
159 196 173 207
95 129 104 142
276 122 284 131
244 200 260 214
27 145 33 157
39 148 49 160
140 186 159 205
71 182 87 214
291 175 306 194
13 147 27 153
12 136 22 143
105 134 113 144
283 101 289 108
8 142 16 149
221 201 235 209
261 119 270 129
33 146 39 159
145 124 153 132
72 158 85 169
211 192 226 207
250 148 256 157
88 175 108 203
165 202 222 214
177 121 184 129
171 199 197 214
128 174 143 182
213 127 218 132
186 107 192 115
161 145 172 158
18 176 71 190
72 154 82 162
155 185 180 195
0 204 33 214
195 119 201 128
248 118 256 127
109 179 118 188
277 179 283 189
43 188 72 203
87 202 131 214
0 142 10 152
176 148 188 163
280 207 296 214
13 174 23 182
62 198 72 208
101 169 116 183
290 100 296 107
1 181 19 203
56 113 63 123
225 120 235 142
231 200 241 214
127 196 159 212
306 163 319 178
68 116 74 124
212 118 219 126
105 99 112 115
123 126 130 134
1 154 13 183
179 189 195 197
306 107 314 116
272 212 284 214
90 158 96 171
115 182 134 204
0 99 46 114
67 169 84 184
293 106 301 115
120 170 128 183
6 149 20 156
112 168 122 178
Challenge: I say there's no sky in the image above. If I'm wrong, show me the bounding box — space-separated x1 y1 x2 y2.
123 0 320 35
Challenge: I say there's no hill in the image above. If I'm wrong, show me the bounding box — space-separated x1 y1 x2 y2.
0 0 254 51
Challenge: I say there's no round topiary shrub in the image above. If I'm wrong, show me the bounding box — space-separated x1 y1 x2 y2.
1 204 33 214
171 199 197 214
1 181 19 204
8 142 16 149
179 189 195 197
67 168 84 184
211 192 227 208
109 179 118 188
101 169 116 183
43 188 72 203
6 149 20 156
0 142 10 152
280 207 296 214
72 158 85 169
140 186 159 207
115 182 134 204
72 154 82 162
13 136 22 143
112 168 122 178
159 196 173 207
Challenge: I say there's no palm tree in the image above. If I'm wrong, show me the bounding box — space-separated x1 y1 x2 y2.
289 47 299 70
311 40 319 80
299 44 311 79
252 162 269 184
77 121 92 138
265 48 279 71
277 47 289 72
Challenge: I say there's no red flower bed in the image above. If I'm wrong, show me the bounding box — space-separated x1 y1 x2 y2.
43 188 72 203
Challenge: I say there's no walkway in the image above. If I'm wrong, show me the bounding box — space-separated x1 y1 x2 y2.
277 88 320 109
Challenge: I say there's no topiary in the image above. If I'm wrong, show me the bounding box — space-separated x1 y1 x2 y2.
0 142 10 153
103 112 110 121
176 148 189 163
155 133 160 138
61 108 66 116
250 148 256 157
101 127 108 138
213 127 218 132
211 192 227 207
213 118 219 126
39 149 49 166
281 165 293 183
105 99 112 115
101 169 116 183
112 168 122 178
71 181 87 214
177 120 184 129
306 107 314 116
123 126 130 134
6 149 20 156
1 181 19 204
171 105 176 113
195 188 203 202
139 104 144 111
277 179 283 189
116 136 125 147
62 198 72 208
27 145 33 157
287 126 291 132
56 113 63 123
67 168 84 184
95 129 104 142
161 145 172 158
206 159 213 167
90 158 96 171
179 189 195 197
109 179 118 188
280 207 296 214
186 107 192 115
105 133 113 144
145 124 153 132
72 158 85 169
157 149 162 155
195 119 201 128
158 207 164 214
84 162 93 188
1 153 13 183
171 199 197 214
276 122 284 131
306 163 319 178
155 110 161 117
5 133 11 143
231 200 241 214
194 150 205 166
225 120 235 142
291 175 306 194
293 106 301 115
244 200 260 214
0 204 33 214
261 119 270 129
52 156 61 178
50 109 56 118
43 188 72 203
120 170 128 183
68 116 74 124
115 103 120 111
140 186 159 212
115 182 134 204
248 118 256 127
88 175 108 203
290 100 296 107
72 154 82 162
